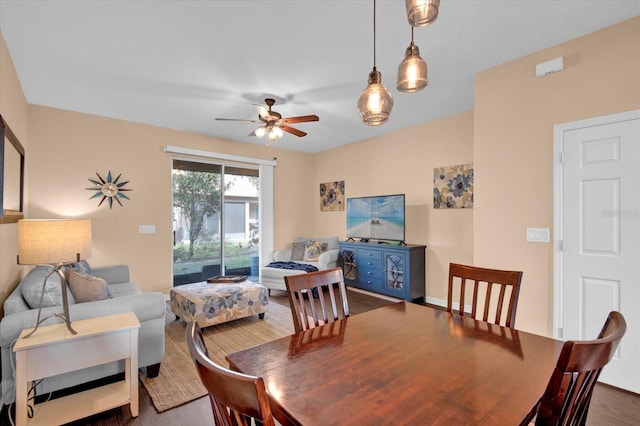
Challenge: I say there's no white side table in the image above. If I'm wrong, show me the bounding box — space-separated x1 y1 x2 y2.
13 312 140 426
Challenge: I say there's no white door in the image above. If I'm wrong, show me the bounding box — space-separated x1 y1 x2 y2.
554 110 640 394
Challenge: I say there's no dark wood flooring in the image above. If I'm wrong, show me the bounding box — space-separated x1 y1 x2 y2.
3 289 638 425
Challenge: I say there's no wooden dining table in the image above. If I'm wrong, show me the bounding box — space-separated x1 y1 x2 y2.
226 302 564 425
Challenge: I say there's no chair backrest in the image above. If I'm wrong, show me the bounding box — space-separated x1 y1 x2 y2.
521 311 626 426
284 267 350 333
447 262 523 328
185 321 275 426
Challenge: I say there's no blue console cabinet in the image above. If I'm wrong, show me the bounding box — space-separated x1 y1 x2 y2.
339 241 426 302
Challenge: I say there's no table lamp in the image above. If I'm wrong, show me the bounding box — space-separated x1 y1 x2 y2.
17 219 92 337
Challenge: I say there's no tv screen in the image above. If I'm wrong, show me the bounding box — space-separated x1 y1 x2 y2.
346 194 405 242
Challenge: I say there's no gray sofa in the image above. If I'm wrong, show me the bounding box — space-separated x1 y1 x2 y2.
0 264 165 405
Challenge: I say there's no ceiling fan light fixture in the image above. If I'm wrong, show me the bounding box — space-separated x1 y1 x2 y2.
358 68 394 126
357 0 393 126
397 28 428 93
406 0 440 27
254 126 267 138
267 125 283 142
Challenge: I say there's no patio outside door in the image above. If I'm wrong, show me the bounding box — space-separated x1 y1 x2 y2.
172 159 259 286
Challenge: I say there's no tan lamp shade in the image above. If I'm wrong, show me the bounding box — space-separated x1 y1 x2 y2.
18 219 92 265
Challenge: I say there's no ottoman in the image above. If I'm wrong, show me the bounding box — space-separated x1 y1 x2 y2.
170 281 269 328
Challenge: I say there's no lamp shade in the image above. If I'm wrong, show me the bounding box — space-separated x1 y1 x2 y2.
357 69 394 126
406 0 440 27
18 219 92 265
397 43 428 92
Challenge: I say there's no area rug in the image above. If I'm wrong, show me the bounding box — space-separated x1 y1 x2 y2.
139 301 295 412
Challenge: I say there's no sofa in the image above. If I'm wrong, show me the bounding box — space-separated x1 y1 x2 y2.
0 263 165 405
260 236 340 292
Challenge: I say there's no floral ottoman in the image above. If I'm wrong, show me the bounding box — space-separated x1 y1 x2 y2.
170 281 269 328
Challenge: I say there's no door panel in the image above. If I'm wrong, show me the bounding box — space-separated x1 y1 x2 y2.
559 111 639 393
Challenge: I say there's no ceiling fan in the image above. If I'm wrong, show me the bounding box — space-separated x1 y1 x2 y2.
215 98 319 143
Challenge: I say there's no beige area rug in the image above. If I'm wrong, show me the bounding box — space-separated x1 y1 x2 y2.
139 301 295 412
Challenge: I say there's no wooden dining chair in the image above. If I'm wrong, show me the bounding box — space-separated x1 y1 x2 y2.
447 262 523 328
284 267 350 333
520 311 626 426
185 321 275 426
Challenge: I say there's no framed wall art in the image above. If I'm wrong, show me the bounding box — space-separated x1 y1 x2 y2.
434 163 474 209
0 115 25 224
320 181 345 211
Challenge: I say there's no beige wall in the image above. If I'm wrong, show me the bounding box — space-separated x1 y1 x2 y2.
2 18 638 336
0 32 30 314
474 17 640 336
312 111 474 302
25 105 314 294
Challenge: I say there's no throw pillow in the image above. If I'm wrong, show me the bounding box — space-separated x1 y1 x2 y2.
21 266 76 309
303 240 328 262
69 259 93 276
67 271 112 303
291 241 306 261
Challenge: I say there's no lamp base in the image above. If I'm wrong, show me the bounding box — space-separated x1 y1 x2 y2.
23 265 77 338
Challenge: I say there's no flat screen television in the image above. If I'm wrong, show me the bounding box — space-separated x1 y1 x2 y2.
346 194 405 242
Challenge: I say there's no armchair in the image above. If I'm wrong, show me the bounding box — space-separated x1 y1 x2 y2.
260 237 339 292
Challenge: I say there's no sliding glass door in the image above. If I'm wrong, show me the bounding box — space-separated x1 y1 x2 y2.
172 159 259 286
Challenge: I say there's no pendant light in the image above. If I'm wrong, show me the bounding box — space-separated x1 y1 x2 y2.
357 0 393 126
397 26 428 93
406 0 440 27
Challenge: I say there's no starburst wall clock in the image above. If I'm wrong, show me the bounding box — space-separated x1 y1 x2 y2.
86 171 132 208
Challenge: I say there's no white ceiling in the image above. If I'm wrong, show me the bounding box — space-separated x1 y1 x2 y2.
1 1 638 153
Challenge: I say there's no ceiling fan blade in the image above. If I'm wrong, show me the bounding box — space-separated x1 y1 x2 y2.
252 104 269 120
280 115 319 124
215 118 261 123
280 124 307 137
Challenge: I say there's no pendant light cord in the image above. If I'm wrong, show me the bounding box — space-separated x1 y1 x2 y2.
373 0 377 69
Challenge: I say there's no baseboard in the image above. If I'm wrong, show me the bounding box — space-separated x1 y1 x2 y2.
425 296 447 309
425 296 471 313
346 287 404 303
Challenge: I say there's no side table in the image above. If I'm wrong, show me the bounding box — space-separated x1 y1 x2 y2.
13 312 140 426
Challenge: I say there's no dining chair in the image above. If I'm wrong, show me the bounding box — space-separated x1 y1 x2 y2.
185 321 275 426
284 267 350 333
447 262 523 328
520 311 626 426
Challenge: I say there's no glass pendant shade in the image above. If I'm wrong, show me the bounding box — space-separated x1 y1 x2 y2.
358 68 394 126
406 0 440 27
397 43 428 92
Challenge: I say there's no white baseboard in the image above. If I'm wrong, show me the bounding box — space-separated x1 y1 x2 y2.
425 296 447 308
346 287 404 303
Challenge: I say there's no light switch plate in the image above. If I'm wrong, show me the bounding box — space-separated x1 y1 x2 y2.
526 227 550 243
139 225 156 234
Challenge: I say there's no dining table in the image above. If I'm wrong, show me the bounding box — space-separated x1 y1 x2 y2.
226 301 565 425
